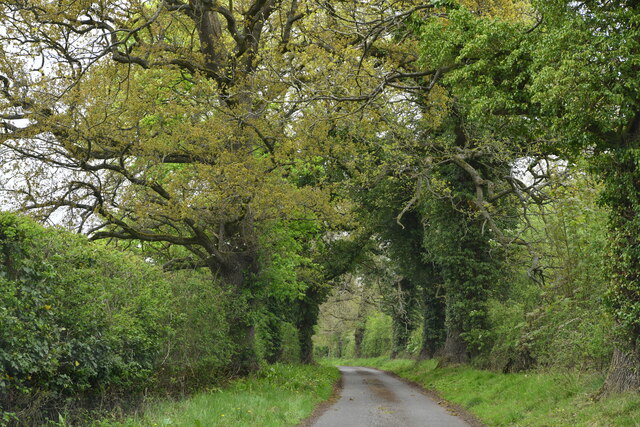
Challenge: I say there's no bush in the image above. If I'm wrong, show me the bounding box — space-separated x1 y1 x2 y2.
0 213 173 423
484 172 614 373
158 270 234 392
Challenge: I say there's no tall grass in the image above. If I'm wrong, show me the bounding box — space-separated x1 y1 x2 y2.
115 364 339 427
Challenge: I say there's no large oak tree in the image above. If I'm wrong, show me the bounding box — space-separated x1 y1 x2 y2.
0 0 443 368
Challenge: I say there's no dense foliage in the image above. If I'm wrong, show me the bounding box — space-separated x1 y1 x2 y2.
0 213 173 423
0 213 307 423
3 0 640 423
315 166 615 374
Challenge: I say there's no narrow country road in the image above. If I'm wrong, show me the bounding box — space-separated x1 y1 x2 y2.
311 366 472 427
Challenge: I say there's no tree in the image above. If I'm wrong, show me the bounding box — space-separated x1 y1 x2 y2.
356 178 439 358
420 160 508 362
326 1 543 362
407 0 640 389
0 0 345 371
526 0 640 393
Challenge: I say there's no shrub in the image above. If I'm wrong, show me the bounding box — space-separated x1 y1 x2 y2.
157 270 234 391
0 213 173 423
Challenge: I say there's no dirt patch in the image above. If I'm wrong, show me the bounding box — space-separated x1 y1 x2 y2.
363 378 399 402
297 373 343 427
380 369 486 427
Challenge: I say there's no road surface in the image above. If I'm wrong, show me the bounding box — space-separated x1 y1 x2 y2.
311 366 471 427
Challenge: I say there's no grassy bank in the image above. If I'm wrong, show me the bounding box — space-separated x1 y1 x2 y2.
113 364 339 427
325 358 640 426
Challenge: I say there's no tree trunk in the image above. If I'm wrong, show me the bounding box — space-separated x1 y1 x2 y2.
299 324 314 364
441 277 474 365
419 286 446 359
442 326 469 364
354 325 365 358
296 292 320 364
354 295 368 358
231 323 260 374
335 336 344 358
215 251 260 374
263 314 283 364
390 278 417 359
602 346 640 394
391 319 411 359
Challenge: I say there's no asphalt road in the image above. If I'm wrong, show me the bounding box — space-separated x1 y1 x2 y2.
311 366 471 427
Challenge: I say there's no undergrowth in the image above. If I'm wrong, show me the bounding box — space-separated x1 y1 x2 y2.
112 364 339 427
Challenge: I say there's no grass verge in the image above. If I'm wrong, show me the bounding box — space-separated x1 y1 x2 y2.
324 357 640 426
112 364 339 427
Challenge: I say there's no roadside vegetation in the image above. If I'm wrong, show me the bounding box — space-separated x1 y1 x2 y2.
0 213 333 425
314 167 633 425
119 364 338 427
327 358 640 426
